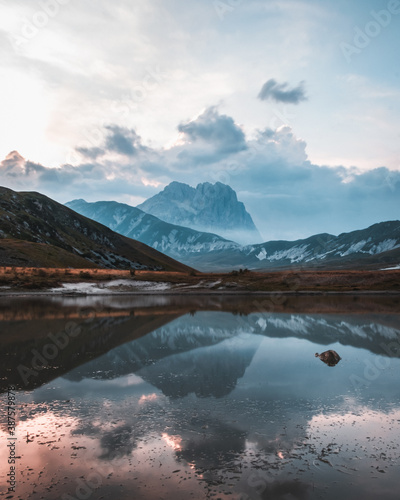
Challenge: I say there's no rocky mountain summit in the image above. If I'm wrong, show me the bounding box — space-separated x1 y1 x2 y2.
137 181 262 244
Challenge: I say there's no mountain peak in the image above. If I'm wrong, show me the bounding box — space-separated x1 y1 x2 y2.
196 181 237 199
137 181 262 244
161 181 195 199
69 198 87 204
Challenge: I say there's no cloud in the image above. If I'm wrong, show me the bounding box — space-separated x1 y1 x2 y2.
178 107 247 155
0 151 26 175
0 148 158 204
258 79 307 104
75 146 105 160
0 151 46 178
104 125 145 157
1 0 398 180
0 108 399 242
0 152 87 187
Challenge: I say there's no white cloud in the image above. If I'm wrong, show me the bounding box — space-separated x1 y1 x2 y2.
1 108 398 241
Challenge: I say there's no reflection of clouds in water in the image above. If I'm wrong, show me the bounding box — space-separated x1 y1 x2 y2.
308 407 400 463
24 326 400 482
68 398 165 461
72 421 101 437
162 432 182 451
34 372 155 402
0 411 101 498
176 418 247 469
139 393 158 404
5 376 400 499
4 302 400 499
260 480 311 500
99 424 137 460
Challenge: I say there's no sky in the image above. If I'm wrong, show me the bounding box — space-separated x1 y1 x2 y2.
0 0 399 241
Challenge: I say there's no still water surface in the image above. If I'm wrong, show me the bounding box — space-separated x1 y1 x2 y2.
0 294 399 499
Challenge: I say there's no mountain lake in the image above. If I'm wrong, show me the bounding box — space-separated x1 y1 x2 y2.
1 293 399 500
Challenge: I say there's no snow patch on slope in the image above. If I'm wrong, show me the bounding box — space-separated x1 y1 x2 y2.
381 264 400 270
339 240 367 256
51 280 171 294
369 239 399 254
256 248 267 261
268 245 310 263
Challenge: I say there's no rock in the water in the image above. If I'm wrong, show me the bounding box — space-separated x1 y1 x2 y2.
315 350 341 367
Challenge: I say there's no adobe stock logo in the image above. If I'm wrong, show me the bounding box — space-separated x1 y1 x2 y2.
340 1 400 63
9 0 70 53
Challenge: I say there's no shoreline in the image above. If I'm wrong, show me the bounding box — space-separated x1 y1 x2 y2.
0 267 399 296
1 288 400 297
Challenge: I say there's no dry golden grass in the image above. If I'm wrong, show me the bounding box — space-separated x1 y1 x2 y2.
0 266 399 292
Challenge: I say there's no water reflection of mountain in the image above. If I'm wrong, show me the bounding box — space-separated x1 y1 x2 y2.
3 296 400 500
1 298 399 394
251 312 400 353
0 312 181 391
138 337 261 398
65 326 261 399
59 309 400 404
66 310 400 384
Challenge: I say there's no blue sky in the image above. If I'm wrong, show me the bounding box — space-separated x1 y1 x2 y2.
0 0 399 240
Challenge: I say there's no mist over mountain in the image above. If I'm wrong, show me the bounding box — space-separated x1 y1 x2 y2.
137 181 262 245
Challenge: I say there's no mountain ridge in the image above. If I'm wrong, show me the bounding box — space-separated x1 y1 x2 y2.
66 196 400 271
0 186 193 272
65 198 239 259
191 221 400 271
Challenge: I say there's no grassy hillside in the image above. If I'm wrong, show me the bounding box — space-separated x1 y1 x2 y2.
0 186 193 272
0 239 99 268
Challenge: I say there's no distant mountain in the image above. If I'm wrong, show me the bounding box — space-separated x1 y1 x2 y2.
136 181 262 244
0 186 193 272
242 220 400 269
65 199 239 263
65 195 400 271
186 220 400 271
